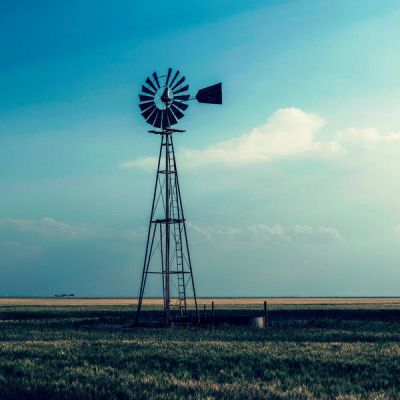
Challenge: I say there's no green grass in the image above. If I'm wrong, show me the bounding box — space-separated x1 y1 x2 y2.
0 304 399 399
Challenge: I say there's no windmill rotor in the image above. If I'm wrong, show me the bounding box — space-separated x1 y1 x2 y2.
138 68 222 130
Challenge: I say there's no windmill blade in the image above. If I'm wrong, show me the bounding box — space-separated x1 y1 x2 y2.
172 100 188 111
170 104 185 119
161 113 167 129
196 82 222 104
173 84 189 95
142 105 156 119
147 109 159 126
139 101 154 111
166 108 178 126
146 77 157 92
152 72 160 88
165 68 172 86
170 70 180 87
141 85 155 96
154 110 163 128
139 94 154 103
172 76 185 91
161 110 170 129
174 94 190 101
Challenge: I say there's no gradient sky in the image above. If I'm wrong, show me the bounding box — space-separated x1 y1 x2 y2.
1 0 400 296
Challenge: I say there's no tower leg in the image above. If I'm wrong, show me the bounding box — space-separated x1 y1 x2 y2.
135 135 164 325
165 133 170 326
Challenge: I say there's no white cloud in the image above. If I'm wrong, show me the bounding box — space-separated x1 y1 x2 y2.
188 223 242 240
248 224 291 241
181 108 340 167
291 225 343 243
0 217 89 239
119 157 157 171
190 222 343 243
249 224 343 243
122 108 342 170
337 127 400 148
0 217 144 243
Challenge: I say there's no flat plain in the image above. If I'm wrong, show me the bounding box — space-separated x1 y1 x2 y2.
0 298 399 399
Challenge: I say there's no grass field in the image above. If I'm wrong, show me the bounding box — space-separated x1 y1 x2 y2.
0 298 399 399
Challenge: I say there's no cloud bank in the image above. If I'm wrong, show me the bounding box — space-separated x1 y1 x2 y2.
122 107 400 170
180 108 340 167
0 217 342 252
120 108 341 169
189 222 343 243
336 127 400 148
122 108 341 169
0 217 143 243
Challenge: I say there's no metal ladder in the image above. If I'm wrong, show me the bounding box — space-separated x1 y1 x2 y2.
167 147 187 313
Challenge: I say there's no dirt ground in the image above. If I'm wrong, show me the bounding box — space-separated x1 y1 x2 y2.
1 297 399 307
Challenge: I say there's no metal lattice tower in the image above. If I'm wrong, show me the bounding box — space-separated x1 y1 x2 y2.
135 131 199 325
135 68 222 326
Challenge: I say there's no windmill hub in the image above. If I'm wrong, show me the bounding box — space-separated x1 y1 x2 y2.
160 87 173 105
135 68 222 326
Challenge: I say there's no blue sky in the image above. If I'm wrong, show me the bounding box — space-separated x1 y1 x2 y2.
1 0 400 296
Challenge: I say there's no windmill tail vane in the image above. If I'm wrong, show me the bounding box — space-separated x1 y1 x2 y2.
135 68 222 326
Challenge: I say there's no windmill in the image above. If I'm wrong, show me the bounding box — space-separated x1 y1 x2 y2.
135 68 222 326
